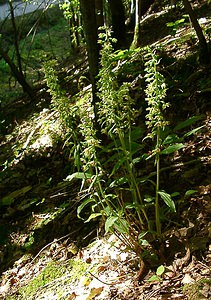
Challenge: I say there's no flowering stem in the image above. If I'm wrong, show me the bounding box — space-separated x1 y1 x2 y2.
155 127 161 236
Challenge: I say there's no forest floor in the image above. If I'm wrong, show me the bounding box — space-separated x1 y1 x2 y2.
0 1 211 299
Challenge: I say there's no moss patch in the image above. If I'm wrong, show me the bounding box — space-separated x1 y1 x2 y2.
183 278 211 300
18 259 90 299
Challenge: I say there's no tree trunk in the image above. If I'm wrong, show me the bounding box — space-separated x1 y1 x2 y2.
107 0 126 49
69 6 80 48
131 0 141 48
9 0 23 76
95 0 104 29
183 0 210 65
0 46 34 99
79 0 100 130
126 0 135 30
130 0 155 48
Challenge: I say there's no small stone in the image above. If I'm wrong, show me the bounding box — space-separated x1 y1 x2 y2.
181 274 195 284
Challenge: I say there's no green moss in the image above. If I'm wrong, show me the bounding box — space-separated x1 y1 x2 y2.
183 278 211 300
19 259 90 299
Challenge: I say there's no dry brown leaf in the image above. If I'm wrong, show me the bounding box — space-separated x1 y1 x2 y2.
86 257 92 264
97 265 107 272
86 287 104 300
68 292 77 300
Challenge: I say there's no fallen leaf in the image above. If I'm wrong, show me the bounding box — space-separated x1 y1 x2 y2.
86 257 92 264
68 292 77 299
82 276 91 286
97 265 107 272
86 287 104 300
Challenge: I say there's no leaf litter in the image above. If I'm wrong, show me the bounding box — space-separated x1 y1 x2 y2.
1 2 211 298
0 229 210 299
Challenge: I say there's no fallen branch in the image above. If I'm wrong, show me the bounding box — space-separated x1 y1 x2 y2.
30 231 78 264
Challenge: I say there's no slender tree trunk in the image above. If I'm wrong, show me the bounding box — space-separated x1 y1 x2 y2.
0 46 34 99
95 0 104 29
9 0 23 75
183 0 210 65
79 0 100 130
131 0 141 48
5 0 34 99
107 0 126 49
126 0 135 30
69 6 80 48
130 0 155 48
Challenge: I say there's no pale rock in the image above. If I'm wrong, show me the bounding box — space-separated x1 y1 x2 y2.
181 273 195 284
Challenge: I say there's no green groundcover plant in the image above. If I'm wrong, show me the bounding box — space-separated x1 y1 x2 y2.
44 29 203 264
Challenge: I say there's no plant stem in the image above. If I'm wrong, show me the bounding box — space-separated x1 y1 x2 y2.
155 127 161 236
117 129 150 228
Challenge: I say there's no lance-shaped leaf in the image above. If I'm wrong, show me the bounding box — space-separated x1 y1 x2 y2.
77 198 96 219
158 191 176 212
105 216 118 233
161 143 185 155
173 115 202 131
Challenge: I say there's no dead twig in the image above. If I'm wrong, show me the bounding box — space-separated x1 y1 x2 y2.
30 231 78 264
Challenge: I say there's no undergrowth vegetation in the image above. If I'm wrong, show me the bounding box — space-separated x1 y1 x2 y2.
0 1 210 298
43 28 203 268
0 5 71 106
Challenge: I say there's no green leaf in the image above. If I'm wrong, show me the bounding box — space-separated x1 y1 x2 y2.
158 191 176 212
105 216 118 233
65 172 92 181
138 231 148 240
184 189 197 197
110 157 126 176
173 116 202 131
140 239 150 246
132 157 141 164
148 275 160 282
85 212 102 223
73 145 81 170
0 186 32 207
183 125 204 137
0 196 14 207
156 265 165 276
129 142 144 154
166 22 175 27
124 203 136 210
177 18 185 24
163 134 180 145
138 232 150 246
112 49 129 61
161 143 185 154
77 198 95 219
144 195 155 202
171 192 180 197
130 127 144 141
109 177 128 188
114 218 129 234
